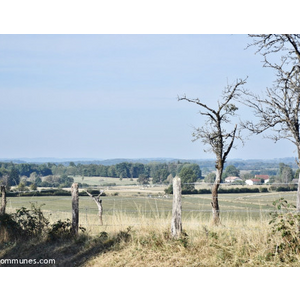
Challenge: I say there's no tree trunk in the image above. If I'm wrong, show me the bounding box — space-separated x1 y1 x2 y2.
71 183 79 235
211 168 222 225
0 186 7 215
171 176 182 238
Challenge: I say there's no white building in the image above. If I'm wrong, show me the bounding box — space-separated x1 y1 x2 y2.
254 175 270 184
245 179 262 185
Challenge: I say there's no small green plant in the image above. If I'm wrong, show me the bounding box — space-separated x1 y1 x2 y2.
268 198 300 261
178 230 189 248
47 219 86 240
116 226 132 243
98 231 109 240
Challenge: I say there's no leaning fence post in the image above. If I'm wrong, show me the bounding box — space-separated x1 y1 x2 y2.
0 186 7 215
171 176 182 238
71 183 79 235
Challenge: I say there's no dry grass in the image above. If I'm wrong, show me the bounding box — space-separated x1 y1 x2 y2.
1 211 300 266
81 213 300 267
2 190 300 267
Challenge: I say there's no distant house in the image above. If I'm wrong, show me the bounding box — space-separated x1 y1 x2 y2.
225 176 242 183
255 175 270 184
245 178 262 185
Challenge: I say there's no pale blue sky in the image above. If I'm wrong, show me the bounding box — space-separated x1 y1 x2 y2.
0 34 296 160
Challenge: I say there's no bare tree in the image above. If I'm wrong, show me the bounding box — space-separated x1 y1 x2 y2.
241 34 300 210
85 190 104 225
179 78 247 225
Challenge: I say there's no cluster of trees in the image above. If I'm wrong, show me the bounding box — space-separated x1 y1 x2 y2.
0 162 52 177
15 174 75 191
0 161 202 179
0 160 202 190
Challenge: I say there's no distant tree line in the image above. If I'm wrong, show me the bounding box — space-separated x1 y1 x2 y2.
0 161 202 189
1 160 298 193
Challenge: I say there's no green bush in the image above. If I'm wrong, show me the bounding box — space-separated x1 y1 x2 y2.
165 186 265 195
268 198 300 261
270 185 298 192
0 204 50 240
79 189 106 196
47 219 78 241
198 189 211 194
259 187 269 193
164 185 173 194
12 204 50 237
0 213 23 240
1 204 86 242
182 188 198 194
219 187 260 193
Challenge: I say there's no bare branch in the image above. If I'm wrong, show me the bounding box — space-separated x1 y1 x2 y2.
178 95 217 115
243 34 300 167
219 78 248 112
223 124 237 162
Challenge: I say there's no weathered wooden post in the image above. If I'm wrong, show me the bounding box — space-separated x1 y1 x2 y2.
71 183 79 235
171 176 182 238
297 173 300 213
0 186 7 215
296 173 300 233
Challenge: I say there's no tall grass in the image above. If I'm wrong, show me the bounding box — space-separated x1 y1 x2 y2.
2 193 300 267
82 211 300 267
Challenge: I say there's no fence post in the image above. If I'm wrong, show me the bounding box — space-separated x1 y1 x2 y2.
171 176 182 238
0 186 7 215
71 183 79 235
297 173 300 213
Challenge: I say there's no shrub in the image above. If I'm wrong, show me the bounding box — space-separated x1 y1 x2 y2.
164 185 173 194
0 204 88 242
0 213 23 242
47 219 86 241
268 198 300 261
270 185 298 192
259 187 269 193
198 189 211 194
79 190 106 197
0 204 50 240
116 226 132 243
12 204 50 237
182 188 198 194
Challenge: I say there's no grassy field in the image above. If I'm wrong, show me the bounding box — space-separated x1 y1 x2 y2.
2 184 300 267
5 190 298 233
73 175 140 186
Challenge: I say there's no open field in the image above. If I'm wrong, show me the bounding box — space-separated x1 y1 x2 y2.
73 175 140 186
5 189 298 234
2 182 300 267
